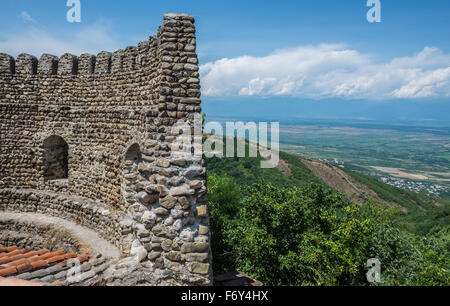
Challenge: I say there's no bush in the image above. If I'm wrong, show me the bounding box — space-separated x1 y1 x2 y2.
208 182 450 286
207 174 242 273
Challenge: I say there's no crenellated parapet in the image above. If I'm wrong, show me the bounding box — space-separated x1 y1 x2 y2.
58 53 78 75
0 45 154 77
0 53 15 74
78 53 96 74
0 32 161 78
0 13 201 111
16 53 38 75
38 54 59 75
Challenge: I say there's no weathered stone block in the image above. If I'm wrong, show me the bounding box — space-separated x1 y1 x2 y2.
198 226 209 235
181 242 209 253
186 262 210 275
160 196 177 209
185 253 209 263
196 205 208 217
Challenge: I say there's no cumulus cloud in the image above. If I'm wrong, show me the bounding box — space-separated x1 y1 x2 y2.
200 45 450 100
0 13 120 57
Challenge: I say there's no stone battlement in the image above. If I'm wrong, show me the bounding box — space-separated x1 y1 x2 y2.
0 14 196 77
0 13 211 286
0 14 200 107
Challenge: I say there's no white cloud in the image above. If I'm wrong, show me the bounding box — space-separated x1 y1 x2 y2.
20 11 36 24
392 67 450 98
200 45 450 100
0 15 120 57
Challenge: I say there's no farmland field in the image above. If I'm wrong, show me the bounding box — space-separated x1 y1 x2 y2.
208 117 450 197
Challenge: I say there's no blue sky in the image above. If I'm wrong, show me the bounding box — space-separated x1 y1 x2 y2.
1 0 449 122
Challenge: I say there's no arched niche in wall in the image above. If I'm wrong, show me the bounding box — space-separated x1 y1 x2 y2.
42 136 69 181
125 144 142 164
122 143 142 207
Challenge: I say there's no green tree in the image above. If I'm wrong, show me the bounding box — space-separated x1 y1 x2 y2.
208 182 450 286
207 174 242 273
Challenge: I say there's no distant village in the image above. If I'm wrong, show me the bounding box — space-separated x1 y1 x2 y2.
318 158 345 167
380 177 449 197
318 158 448 197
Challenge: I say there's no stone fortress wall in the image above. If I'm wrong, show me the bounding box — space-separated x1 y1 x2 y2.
0 13 211 285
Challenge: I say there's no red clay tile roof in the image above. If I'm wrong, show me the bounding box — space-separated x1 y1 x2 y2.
0 243 109 286
0 276 45 286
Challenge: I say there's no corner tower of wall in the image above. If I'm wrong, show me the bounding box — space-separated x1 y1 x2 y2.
0 13 211 285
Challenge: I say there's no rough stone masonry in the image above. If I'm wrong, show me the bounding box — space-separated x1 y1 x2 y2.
0 13 212 285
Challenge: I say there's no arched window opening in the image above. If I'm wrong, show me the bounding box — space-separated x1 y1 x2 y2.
43 136 69 181
125 143 142 163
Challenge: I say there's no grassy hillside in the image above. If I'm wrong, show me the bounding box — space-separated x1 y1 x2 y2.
206 138 450 235
206 150 324 189
342 168 450 235
206 144 450 285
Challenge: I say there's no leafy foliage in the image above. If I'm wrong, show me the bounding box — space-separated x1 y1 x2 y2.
343 168 450 235
206 148 450 286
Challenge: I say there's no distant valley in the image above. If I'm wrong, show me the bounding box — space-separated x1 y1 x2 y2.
208 117 450 198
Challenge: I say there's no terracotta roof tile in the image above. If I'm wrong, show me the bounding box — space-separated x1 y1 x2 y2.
46 255 66 264
56 260 68 267
76 254 90 263
63 252 77 259
0 249 21 258
0 276 44 287
5 246 19 253
0 267 18 277
0 245 107 286
28 256 43 263
7 258 29 267
0 245 108 286
16 263 33 274
40 251 64 260
23 249 49 258
0 254 24 265
30 260 48 269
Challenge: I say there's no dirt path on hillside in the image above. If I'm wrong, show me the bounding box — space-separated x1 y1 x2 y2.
300 158 386 205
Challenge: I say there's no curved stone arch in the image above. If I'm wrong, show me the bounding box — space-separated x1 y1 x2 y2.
121 135 143 160
34 125 73 145
125 143 142 163
41 135 69 181
120 135 145 173
33 130 72 155
34 131 72 170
